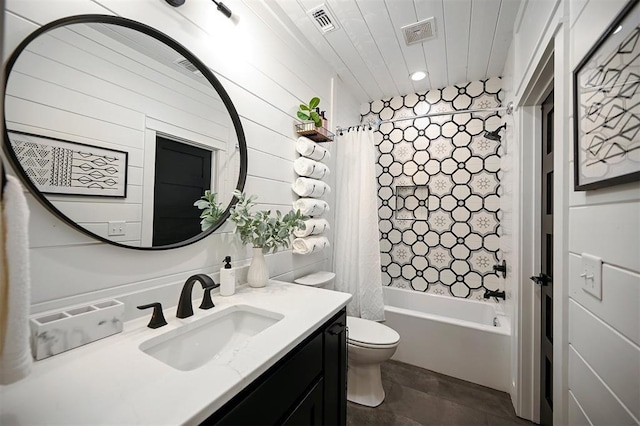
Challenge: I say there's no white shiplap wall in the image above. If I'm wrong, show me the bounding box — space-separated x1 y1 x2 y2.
4 0 358 315
503 0 640 423
568 1 639 424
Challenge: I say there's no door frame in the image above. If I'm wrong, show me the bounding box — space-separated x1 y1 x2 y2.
513 19 570 425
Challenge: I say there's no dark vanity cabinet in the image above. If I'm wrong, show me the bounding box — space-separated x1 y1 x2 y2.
203 309 347 426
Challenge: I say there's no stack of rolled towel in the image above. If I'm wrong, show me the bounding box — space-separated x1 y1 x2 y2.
292 137 331 255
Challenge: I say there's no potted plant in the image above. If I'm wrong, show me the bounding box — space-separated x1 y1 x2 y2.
198 190 307 287
297 96 322 128
193 190 225 231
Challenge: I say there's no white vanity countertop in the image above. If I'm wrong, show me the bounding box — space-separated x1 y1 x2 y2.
0 281 351 425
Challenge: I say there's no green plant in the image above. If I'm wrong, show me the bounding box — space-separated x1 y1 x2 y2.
194 190 225 231
297 96 322 127
229 190 307 254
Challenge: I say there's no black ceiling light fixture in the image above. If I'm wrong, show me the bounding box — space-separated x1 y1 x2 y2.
484 124 507 142
164 0 232 18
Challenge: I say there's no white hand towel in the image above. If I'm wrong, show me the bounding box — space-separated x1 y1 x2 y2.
0 176 32 385
293 199 330 216
294 157 330 179
292 177 331 198
292 236 330 255
294 218 330 238
296 137 330 162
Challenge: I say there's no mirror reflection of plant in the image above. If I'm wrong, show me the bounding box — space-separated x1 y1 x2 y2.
194 190 224 231
297 96 322 127
230 190 307 254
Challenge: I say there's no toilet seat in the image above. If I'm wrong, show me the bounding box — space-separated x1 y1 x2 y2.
347 316 400 349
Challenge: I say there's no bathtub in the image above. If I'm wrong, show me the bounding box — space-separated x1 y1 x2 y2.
383 286 511 392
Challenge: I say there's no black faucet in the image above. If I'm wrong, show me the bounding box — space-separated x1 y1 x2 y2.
176 274 220 319
137 302 168 328
484 289 506 301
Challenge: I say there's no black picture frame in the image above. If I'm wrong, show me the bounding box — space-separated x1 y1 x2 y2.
573 0 640 191
7 130 129 198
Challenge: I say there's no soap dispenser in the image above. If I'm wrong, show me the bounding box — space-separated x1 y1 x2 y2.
220 256 236 296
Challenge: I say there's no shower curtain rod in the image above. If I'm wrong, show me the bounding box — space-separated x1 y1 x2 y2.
336 102 514 134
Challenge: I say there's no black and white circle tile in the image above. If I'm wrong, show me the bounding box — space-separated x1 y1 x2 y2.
362 78 504 299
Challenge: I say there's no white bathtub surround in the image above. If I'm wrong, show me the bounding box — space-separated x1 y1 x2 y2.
383 287 511 392
29 299 124 360
293 198 329 216
365 79 503 300
0 281 351 425
292 177 331 198
293 218 330 237
293 157 329 179
333 128 385 321
292 235 330 255
296 136 330 161
0 176 32 385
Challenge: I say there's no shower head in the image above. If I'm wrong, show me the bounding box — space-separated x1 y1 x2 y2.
484 124 506 142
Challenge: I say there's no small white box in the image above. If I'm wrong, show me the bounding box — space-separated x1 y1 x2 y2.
30 299 124 360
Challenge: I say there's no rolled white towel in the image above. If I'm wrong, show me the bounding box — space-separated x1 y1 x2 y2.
293 199 329 216
294 218 330 238
292 235 330 255
292 177 331 198
294 157 329 179
296 136 330 162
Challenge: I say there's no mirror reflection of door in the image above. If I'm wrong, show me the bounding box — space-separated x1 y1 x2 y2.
152 136 212 246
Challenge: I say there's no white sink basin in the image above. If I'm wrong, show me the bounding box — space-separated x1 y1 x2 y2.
139 305 283 371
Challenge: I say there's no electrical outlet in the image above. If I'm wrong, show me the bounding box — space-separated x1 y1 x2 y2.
580 253 602 300
108 221 126 236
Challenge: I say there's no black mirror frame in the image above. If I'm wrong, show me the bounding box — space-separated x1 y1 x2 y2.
3 14 247 250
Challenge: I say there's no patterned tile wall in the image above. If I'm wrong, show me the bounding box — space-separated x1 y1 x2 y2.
361 78 504 299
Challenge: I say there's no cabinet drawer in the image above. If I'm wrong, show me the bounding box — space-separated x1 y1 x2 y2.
206 333 323 425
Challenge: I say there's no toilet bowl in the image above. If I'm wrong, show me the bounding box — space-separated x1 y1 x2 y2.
294 271 401 407
346 316 400 407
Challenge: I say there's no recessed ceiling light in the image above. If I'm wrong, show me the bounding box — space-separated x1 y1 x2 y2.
410 71 426 81
614 25 623 34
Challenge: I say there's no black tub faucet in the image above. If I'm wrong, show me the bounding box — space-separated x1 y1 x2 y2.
484 289 506 301
176 274 220 319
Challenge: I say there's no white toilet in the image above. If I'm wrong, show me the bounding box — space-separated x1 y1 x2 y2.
294 272 400 407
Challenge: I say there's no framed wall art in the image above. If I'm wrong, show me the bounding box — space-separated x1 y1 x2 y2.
7 130 128 197
573 0 640 190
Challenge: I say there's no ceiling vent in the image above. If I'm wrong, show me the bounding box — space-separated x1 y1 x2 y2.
307 4 340 34
401 17 436 45
174 58 203 77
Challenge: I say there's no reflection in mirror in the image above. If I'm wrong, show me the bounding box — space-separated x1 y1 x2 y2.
4 18 246 249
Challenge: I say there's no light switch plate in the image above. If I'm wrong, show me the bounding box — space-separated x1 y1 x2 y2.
581 253 602 300
108 221 126 236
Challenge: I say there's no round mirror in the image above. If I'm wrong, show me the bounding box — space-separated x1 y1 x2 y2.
3 15 247 249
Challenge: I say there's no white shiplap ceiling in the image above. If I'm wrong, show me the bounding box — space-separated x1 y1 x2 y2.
267 0 521 103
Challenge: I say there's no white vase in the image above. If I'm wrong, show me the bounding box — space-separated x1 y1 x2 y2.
247 247 269 288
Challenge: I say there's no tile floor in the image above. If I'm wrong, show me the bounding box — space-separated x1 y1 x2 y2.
347 360 534 426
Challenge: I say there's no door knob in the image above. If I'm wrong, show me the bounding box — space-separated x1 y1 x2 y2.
530 273 551 286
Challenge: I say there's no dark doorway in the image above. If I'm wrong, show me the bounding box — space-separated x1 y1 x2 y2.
537 89 554 425
153 136 212 246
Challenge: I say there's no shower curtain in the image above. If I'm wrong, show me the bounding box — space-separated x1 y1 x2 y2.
333 127 385 321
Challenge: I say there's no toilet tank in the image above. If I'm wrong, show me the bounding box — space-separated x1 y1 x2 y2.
294 271 336 289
